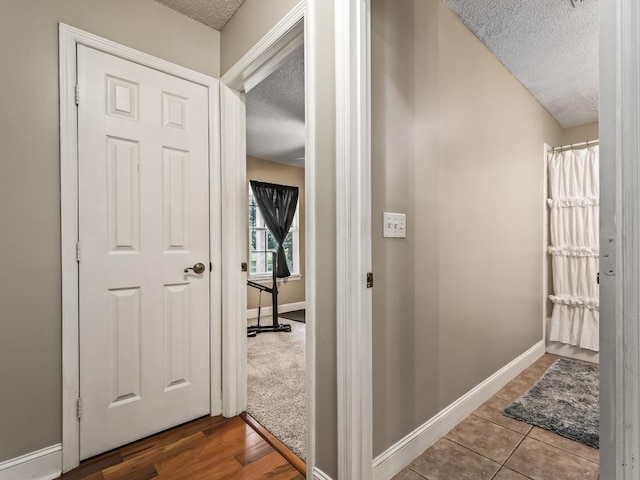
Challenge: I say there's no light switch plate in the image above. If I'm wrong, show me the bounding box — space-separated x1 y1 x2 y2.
383 212 406 238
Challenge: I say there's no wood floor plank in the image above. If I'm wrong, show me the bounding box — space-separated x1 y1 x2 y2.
57 415 302 480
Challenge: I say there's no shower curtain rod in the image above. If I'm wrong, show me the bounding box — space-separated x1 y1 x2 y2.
548 139 599 152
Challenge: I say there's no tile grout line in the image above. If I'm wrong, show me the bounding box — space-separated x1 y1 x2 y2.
470 412 533 436
498 428 529 477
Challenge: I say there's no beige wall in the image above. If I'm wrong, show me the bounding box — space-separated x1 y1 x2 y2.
246 157 305 309
561 121 599 145
220 0 301 75
0 0 219 463
309 2 339 476
371 0 564 456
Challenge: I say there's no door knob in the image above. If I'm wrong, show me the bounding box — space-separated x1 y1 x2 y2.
184 262 206 274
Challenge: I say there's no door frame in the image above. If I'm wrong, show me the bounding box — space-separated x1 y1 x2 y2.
219 0 374 477
334 0 373 478
59 24 222 473
600 0 640 477
218 0 318 474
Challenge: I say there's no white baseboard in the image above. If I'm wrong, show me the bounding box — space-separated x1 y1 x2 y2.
0 444 62 480
247 301 306 319
313 467 333 480
372 340 546 480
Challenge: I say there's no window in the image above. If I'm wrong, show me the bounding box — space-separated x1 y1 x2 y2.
248 188 300 279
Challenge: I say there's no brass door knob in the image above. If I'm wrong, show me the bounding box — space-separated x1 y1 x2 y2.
184 262 206 274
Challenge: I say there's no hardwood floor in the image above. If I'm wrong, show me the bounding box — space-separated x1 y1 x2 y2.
57 415 305 480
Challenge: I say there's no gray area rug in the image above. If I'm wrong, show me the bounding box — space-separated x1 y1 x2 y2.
247 318 306 460
279 309 305 323
503 358 599 448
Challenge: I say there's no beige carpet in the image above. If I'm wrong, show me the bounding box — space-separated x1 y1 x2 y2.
247 318 306 460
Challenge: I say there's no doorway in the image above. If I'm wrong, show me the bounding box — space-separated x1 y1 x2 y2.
218 4 318 472
244 40 307 461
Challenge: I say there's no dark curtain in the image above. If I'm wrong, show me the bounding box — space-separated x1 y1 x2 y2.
250 180 299 278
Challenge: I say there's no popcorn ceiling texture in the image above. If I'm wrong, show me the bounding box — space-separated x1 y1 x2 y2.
246 44 305 167
154 0 246 30
443 0 598 127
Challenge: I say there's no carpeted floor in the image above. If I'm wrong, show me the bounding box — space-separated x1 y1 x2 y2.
247 318 306 460
503 358 599 448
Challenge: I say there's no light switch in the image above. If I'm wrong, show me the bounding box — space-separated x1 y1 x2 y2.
383 212 406 238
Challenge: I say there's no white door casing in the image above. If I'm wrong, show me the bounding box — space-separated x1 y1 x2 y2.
77 45 211 459
220 83 248 417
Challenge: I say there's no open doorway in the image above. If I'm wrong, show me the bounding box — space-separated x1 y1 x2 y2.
244 42 308 463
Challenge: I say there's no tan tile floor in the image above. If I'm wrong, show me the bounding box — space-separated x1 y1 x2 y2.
394 354 599 480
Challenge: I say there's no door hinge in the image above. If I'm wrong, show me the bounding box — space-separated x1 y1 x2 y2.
366 272 373 288
76 242 81 263
77 397 83 420
210 262 213 272
75 84 80 106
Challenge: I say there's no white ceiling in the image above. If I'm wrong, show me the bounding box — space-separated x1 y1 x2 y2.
246 45 305 167
443 0 598 127
154 0 245 30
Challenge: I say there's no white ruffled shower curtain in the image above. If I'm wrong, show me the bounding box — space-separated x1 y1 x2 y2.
547 146 599 351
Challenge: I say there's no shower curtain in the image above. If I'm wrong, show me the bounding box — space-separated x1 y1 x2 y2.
547 145 599 351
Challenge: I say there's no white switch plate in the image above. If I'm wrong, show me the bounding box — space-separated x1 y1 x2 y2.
383 212 406 238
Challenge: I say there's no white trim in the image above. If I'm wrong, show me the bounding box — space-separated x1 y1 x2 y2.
303 5 317 478
218 5 318 480
312 467 333 480
335 0 373 479
542 143 550 343
59 23 221 472
372 341 546 480
600 1 639 478
246 301 306 319
221 2 305 92
0 445 62 480
220 83 248 418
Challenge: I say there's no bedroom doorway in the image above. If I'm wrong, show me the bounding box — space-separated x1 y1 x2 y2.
244 40 307 465
219 7 313 474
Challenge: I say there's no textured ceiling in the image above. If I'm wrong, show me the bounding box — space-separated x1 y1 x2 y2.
154 0 245 30
246 45 305 167
443 0 598 127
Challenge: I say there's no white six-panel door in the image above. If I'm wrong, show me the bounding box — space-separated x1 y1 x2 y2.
77 45 211 459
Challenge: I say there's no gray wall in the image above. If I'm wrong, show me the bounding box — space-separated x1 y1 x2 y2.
371 0 564 456
220 0 301 75
0 0 220 462
561 121 599 145
309 2 338 476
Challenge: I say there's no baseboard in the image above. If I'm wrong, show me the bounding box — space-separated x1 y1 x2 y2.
0 444 62 480
247 301 306 319
313 467 333 480
372 340 546 480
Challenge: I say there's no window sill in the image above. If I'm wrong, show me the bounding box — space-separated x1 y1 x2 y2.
248 273 302 285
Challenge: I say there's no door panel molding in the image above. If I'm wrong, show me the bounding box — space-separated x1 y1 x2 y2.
59 23 221 473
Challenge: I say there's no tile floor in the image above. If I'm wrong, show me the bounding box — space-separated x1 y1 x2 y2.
394 354 599 480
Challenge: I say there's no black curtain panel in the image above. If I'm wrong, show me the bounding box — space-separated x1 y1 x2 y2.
250 180 299 278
